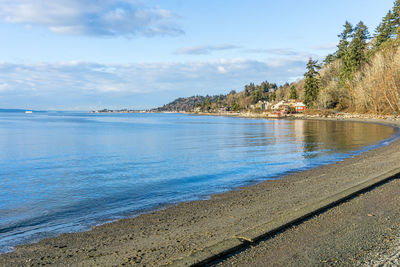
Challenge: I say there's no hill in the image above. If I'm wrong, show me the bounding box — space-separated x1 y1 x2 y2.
156 0 400 115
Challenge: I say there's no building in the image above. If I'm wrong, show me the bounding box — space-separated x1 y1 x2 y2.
250 101 271 111
295 102 306 112
262 101 272 110
271 101 285 110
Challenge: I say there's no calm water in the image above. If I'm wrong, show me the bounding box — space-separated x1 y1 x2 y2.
0 111 398 253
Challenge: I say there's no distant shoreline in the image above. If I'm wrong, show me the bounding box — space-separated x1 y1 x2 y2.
92 109 400 122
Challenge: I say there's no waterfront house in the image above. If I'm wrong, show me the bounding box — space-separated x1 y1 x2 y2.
262 101 272 110
271 101 285 110
295 102 306 112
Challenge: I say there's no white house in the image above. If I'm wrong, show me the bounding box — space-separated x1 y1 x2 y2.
271 101 285 110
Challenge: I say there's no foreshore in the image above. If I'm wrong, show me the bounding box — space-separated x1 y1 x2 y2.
1 116 400 266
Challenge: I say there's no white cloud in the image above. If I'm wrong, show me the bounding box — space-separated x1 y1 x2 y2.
0 83 9 91
244 48 300 56
175 45 241 55
312 42 338 50
0 0 183 37
244 48 323 64
217 66 228 74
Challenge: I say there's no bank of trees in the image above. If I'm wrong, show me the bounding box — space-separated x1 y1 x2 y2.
156 80 282 112
158 1 400 114
299 0 400 113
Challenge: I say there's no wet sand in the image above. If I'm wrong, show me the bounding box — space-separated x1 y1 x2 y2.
1 118 400 266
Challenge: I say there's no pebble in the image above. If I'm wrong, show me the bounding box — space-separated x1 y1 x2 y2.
361 238 400 266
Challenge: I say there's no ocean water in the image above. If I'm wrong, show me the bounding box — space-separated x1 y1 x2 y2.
0 111 397 253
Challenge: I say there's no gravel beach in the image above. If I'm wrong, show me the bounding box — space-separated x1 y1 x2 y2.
1 117 400 266
216 167 400 266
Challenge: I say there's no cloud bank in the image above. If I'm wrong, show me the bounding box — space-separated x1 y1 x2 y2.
244 48 300 56
0 0 183 37
0 58 307 110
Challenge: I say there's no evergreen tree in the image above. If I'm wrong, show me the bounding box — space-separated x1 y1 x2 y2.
252 89 263 103
303 58 320 108
260 81 270 93
341 21 370 81
392 0 400 38
232 103 240 112
270 83 278 90
289 86 298 99
374 0 400 48
244 85 251 96
202 98 211 111
249 83 256 91
374 10 394 49
324 54 335 64
270 92 276 101
336 21 353 59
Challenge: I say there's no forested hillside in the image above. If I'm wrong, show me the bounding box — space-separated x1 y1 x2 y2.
156 0 400 115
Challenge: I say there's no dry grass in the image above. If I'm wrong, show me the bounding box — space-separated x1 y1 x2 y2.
313 42 400 115
352 44 400 114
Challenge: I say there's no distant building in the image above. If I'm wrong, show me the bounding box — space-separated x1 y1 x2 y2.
271 101 285 110
295 102 306 112
262 101 272 110
250 101 270 111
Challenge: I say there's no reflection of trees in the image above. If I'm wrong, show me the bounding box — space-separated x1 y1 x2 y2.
301 120 395 158
231 119 395 161
302 122 319 158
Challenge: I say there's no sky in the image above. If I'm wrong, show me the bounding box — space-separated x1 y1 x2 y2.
0 0 396 110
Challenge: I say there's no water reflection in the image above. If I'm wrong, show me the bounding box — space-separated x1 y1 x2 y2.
0 112 397 253
297 120 395 157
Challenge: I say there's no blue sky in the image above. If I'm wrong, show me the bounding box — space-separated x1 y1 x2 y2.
0 0 395 110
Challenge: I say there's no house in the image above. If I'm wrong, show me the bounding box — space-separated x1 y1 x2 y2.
262 101 272 110
271 101 285 110
251 101 271 111
288 99 297 108
254 101 264 110
295 101 306 112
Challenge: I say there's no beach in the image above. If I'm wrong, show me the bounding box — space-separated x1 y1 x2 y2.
1 117 400 266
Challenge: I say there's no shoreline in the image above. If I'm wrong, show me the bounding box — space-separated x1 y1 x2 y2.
1 116 400 266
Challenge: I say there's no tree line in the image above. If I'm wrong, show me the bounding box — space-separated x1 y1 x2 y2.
157 0 400 114
302 0 400 112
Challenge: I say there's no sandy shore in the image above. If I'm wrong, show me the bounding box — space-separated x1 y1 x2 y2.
1 117 400 266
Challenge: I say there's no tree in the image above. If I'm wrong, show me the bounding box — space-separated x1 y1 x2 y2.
252 89 264 103
336 21 353 59
232 103 240 112
244 85 251 96
304 58 320 108
374 10 395 49
260 82 269 93
289 85 298 99
341 21 370 81
392 0 400 38
202 97 211 111
374 0 400 49
270 92 276 101
324 54 335 64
